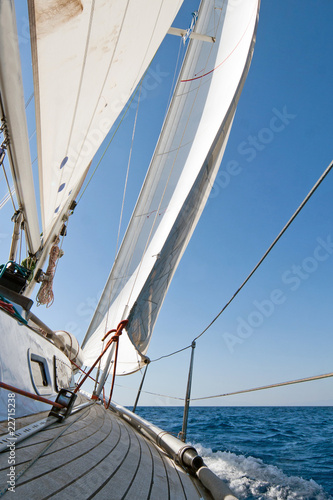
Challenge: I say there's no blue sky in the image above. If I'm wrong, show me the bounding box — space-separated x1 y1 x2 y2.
1 1 332 406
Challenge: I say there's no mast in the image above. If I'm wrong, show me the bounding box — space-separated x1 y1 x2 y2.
0 0 41 257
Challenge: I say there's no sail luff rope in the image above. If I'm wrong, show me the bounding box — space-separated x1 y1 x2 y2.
84 6 222 402
0 186 15 210
191 372 333 401
151 344 191 363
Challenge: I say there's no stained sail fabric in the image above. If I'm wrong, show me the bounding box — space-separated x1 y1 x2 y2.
82 0 260 374
28 0 184 254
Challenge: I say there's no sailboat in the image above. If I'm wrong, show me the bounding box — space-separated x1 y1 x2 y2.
1 0 331 498
0 0 260 497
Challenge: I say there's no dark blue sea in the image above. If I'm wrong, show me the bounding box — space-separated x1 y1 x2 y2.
135 406 333 500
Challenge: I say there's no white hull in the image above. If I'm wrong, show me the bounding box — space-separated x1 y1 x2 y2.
0 310 73 421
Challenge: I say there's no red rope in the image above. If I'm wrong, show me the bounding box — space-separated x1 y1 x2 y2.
71 360 97 384
74 320 128 396
104 334 120 410
0 381 64 408
180 3 257 83
102 320 127 409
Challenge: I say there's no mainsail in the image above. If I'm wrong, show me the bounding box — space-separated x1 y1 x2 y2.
26 0 184 283
82 0 260 374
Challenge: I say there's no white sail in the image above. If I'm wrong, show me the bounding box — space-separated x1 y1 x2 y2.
0 0 40 256
28 0 184 253
82 0 260 374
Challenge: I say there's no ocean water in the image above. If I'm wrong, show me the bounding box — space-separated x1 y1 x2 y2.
135 406 333 500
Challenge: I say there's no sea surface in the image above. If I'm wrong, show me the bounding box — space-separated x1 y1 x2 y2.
135 406 333 500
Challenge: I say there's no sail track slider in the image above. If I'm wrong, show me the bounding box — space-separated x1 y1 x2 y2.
167 27 215 43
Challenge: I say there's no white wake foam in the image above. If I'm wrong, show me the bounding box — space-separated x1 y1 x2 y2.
193 443 332 500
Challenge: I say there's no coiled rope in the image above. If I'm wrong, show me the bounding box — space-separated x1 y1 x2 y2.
36 236 62 307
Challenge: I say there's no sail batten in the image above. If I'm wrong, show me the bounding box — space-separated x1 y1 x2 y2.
82 0 260 374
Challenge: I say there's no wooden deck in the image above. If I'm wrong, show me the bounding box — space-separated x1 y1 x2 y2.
0 394 213 499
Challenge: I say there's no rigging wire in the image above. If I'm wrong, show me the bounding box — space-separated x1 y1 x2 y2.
150 159 333 361
193 158 333 342
19 221 23 263
115 83 143 257
151 344 191 363
0 155 16 212
191 372 333 401
105 379 185 402
76 76 146 205
0 186 15 210
25 92 34 108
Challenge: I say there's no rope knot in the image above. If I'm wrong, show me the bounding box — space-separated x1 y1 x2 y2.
101 319 129 343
